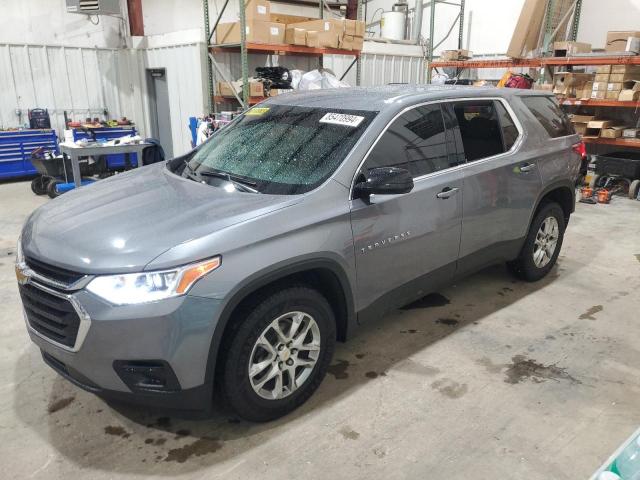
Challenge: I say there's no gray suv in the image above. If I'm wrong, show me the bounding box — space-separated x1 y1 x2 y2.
16 86 581 421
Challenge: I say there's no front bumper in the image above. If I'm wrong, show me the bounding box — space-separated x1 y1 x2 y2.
26 283 223 411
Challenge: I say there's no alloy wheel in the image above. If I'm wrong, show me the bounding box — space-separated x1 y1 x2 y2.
248 311 321 400
533 216 559 268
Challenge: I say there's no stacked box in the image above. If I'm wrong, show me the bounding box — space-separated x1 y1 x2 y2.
216 20 285 44
553 72 594 97
605 31 640 53
619 80 640 101
286 18 366 50
552 41 591 56
217 81 264 97
569 114 595 135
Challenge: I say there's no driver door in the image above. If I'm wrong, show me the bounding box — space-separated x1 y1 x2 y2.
349 103 465 319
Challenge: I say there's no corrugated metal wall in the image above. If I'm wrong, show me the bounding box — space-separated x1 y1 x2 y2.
0 43 146 140
0 41 425 156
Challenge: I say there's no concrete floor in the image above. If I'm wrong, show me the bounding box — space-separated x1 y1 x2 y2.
1 179 639 480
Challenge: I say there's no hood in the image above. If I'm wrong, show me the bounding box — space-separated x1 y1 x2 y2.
22 164 301 273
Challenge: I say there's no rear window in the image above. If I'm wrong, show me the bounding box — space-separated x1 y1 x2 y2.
521 96 574 138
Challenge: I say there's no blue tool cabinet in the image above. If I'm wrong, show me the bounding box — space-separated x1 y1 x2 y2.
69 126 138 169
0 130 59 179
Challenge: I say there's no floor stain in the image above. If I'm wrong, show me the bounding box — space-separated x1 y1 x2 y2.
175 429 191 438
365 371 387 379
327 359 350 379
373 446 387 458
395 359 440 376
164 437 222 463
497 291 505 297
545 335 556 340
104 426 130 438
504 355 580 385
476 357 505 374
339 426 360 440
503 287 514 292
401 293 450 310
48 396 75 414
579 305 603 320
355 353 366 359
635 254 640 263
431 378 468 399
400 329 418 334
436 318 459 326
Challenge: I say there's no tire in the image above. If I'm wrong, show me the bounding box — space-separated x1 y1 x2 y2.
629 179 640 200
220 286 336 422
588 174 601 189
46 179 61 198
508 202 566 282
30 176 49 195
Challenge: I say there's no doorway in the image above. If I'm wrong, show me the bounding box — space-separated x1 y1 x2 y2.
147 68 173 159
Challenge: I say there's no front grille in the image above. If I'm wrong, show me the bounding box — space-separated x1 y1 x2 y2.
19 283 80 348
25 256 85 286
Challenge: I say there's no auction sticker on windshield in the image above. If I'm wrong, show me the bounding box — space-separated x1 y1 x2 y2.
319 113 365 127
246 107 270 116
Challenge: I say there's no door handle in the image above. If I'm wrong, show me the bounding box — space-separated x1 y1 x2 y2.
518 163 537 173
436 187 459 199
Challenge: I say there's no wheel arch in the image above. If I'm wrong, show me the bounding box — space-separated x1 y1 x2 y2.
532 180 575 226
203 256 356 390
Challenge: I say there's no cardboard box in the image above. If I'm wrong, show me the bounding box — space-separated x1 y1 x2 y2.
345 19 365 37
601 126 627 138
618 81 640 101
607 82 624 92
570 114 595 124
339 34 364 51
579 81 593 99
216 20 285 44
623 128 640 138
584 120 612 138
552 41 591 56
592 81 607 91
611 65 640 74
606 90 621 100
285 27 306 45
305 30 339 49
533 83 553 91
269 13 314 25
441 49 473 61
605 31 640 52
591 90 606 99
553 72 594 95
289 19 345 36
595 73 610 83
596 65 612 74
245 0 270 21
218 80 263 97
610 72 640 83
268 88 291 97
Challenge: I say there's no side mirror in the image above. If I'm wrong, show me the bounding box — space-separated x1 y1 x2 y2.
354 167 414 198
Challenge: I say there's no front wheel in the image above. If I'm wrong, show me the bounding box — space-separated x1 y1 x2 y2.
508 202 566 282
220 286 336 422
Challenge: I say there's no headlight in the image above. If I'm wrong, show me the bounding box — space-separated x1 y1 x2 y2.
86 257 221 305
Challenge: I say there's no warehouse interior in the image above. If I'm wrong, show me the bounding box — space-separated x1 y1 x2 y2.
1 1 640 479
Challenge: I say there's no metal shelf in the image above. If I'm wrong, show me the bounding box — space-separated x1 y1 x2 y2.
429 55 640 70
214 95 266 105
583 137 640 148
562 99 640 108
210 43 360 57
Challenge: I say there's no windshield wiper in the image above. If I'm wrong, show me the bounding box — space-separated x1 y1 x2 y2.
183 160 202 182
199 169 260 193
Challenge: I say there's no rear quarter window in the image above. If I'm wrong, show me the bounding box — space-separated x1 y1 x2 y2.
521 96 575 138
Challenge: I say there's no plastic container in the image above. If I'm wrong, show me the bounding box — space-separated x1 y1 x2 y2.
612 434 640 480
381 12 406 40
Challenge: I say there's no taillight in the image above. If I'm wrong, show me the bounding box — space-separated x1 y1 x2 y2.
572 141 586 159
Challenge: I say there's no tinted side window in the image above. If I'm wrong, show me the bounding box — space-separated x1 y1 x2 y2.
365 105 452 178
495 101 519 150
521 96 574 138
453 101 506 162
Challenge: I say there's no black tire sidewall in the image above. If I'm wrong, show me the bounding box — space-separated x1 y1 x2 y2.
222 287 336 422
517 202 565 282
46 180 61 198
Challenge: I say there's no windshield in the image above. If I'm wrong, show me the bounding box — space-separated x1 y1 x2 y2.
185 105 377 194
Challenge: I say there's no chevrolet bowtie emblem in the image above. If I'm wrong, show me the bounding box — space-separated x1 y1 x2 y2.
15 265 29 285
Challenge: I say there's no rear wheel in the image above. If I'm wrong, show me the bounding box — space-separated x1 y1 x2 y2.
220 286 336 422
30 176 50 195
508 202 565 282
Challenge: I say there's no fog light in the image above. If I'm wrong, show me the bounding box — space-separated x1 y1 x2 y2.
113 360 180 392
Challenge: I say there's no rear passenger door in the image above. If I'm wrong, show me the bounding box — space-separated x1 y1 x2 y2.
446 99 542 276
350 104 464 317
